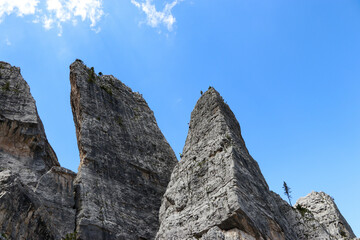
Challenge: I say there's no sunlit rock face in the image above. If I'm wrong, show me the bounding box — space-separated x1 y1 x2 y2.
70 60 177 240
156 87 299 240
0 60 357 240
0 61 76 240
295 191 356 239
155 87 359 240
273 191 334 240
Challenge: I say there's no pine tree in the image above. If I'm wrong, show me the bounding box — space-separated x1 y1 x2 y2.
283 181 292 206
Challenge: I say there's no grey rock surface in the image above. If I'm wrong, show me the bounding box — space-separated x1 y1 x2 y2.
296 191 356 239
0 61 59 186
272 191 334 240
70 60 177 240
0 61 76 240
1 60 358 240
156 87 299 240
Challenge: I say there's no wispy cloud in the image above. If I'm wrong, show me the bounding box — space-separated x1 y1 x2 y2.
5 38 11 46
0 0 104 36
42 0 104 36
131 0 181 31
0 0 39 22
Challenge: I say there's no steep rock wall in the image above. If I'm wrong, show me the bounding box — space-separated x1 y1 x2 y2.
0 60 357 240
156 88 299 240
0 61 76 240
70 60 177 240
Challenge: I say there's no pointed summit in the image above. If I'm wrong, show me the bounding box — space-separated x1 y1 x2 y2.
0 61 59 176
156 88 298 239
184 87 246 154
70 60 177 239
184 87 264 184
0 61 75 240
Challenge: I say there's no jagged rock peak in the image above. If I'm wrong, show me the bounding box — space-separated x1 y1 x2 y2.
184 87 247 156
0 61 59 173
157 87 298 239
0 61 34 123
70 59 177 240
183 87 265 184
296 191 356 239
0 61 76 240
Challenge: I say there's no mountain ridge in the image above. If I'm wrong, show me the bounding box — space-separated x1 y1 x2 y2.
0 60 357 240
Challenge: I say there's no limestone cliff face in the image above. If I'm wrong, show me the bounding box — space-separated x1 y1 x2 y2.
296 191 356 239
0 61 58 185
0 61 76 240
156 87 358 240
0 60 357 240
70 60 177 240
156 88 299 240
273 192 334 239
275 191 358 240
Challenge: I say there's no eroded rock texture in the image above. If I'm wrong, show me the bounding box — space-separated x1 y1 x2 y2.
156 87 359 240
70 60 177 240
156 87 300 240
296 191 356 239
1 60 357 240
0 61 76 240
273 192 334 240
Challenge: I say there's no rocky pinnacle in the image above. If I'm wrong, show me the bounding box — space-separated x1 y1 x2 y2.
0 61 59 181
0 61 76 240
0 60 357 240
70 60 177 240
156 87 300 239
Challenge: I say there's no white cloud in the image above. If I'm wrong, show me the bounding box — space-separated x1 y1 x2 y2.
43 15 54 29
0 0 39 22
0 0 104 35
43 0 104 34
131 0 181 31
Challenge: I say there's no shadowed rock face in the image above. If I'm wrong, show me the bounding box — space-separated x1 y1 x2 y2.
0 61 59 185
0 61 76 240
156 87 299 240
70 60 177 240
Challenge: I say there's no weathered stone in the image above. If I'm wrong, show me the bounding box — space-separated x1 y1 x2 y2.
156 87 358 240
34 166 77 238
296 191 356 239
200 226 257 240
156 87 299 240
0 61 76 240
0 169 54 240
0 61 59 187
70 60 177 240
1 60 358 240
272 191 334 240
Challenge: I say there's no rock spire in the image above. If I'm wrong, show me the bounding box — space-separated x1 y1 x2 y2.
156 87 298 239
0 60 357 240
0 61 76 240
70 60 177 239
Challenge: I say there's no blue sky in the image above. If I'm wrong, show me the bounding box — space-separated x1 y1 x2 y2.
1 0 359 236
